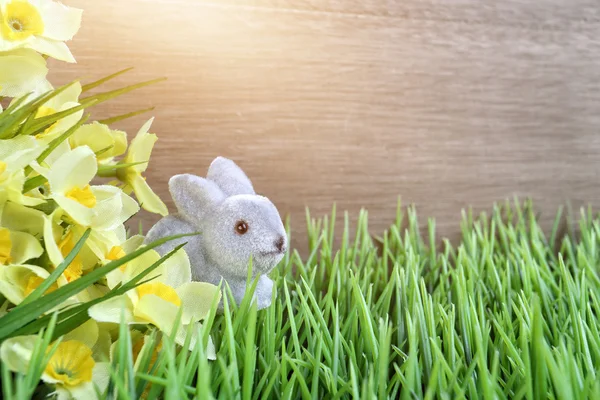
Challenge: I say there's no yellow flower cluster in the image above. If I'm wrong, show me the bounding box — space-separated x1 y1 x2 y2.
0 2 221 399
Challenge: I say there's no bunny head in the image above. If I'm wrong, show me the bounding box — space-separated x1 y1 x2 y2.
169 157 287 278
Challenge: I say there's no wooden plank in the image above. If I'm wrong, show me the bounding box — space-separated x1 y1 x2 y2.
50 0 600 249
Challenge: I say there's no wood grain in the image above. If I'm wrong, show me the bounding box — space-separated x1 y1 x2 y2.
49 0 600 250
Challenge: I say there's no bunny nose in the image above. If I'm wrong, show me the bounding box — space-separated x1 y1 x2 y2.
275 236 286 253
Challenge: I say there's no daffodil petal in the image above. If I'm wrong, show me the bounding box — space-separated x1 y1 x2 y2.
43 212 63 267
36 0 82 41
52 81 82 106
88 295 135 325
0 49 49 97
87 362 111 398
89 186 139 231
130 174 168 216
111 129 128 158
176 282 221 324
0 264 50 305
0 335 36 374
49 101 83 137
122 235 145 253
69 122 115 154
70 123 128 160
53 194 94 226
2 170 45 207
122 249 162 286
174 323 216 359
47 147 98 193
28 37 76 63
9 230 43 264
44 140 71 166
0 136 44 170
133 294 179 332
105 269 124 292
53 386 75 400
66 227 101 271
93 328 112 362
126 118 155 172
47 146 97 193
156 247 191 288
63 319 99 350
1 201 45 236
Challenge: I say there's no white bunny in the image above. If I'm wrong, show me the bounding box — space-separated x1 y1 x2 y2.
144 157 287 311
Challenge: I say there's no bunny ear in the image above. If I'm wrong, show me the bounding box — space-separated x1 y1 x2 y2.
206 157 255 196
169 174 225 222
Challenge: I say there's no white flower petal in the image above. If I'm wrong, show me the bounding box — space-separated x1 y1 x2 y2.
49 101 83 137
47 146 97 193
92 329 112 362
174 323 216 360
53 194 94 226
122 250 162 285
126 118 155 172
133 294 179 333
48 81 82 109
88 295 135 325
176 282 220 324
0 136 44 170
0 49 49 97
156 247 191 288
89 186 139 231
63 319 99 350
43 212 63 267
53 386 73 400
9 230 43 264
1 201 45 236
37 0 83 41
1 170 45 207
0 264 50 305
45 140 71 166
28 37 76 63
130 174 168 216
0 335 37 374
122 235 144 253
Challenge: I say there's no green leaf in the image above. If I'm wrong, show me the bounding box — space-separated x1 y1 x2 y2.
81 67 134 92
21 175 46 194
80 77 166 105
98 107 155 126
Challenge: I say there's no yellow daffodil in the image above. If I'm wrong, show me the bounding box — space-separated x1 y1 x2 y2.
103 234 144 288
0 264 53 305
69 122 127 164
117 118 168 216
0 320 110 400
43 208 125 273
0 226 42 265
0 135 45 206
89 247 219 356
0 48 49 97
34 145 97 225
0 0 83 63
34 146 139 227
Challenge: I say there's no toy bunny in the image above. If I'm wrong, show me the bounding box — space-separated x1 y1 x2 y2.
144 157 287 311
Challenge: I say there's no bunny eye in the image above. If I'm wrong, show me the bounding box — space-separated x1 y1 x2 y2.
235 220 249 235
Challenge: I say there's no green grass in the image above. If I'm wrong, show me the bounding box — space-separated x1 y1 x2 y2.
4 198 600 399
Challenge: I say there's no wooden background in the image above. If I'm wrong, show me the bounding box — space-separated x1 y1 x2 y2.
49 0 600 250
